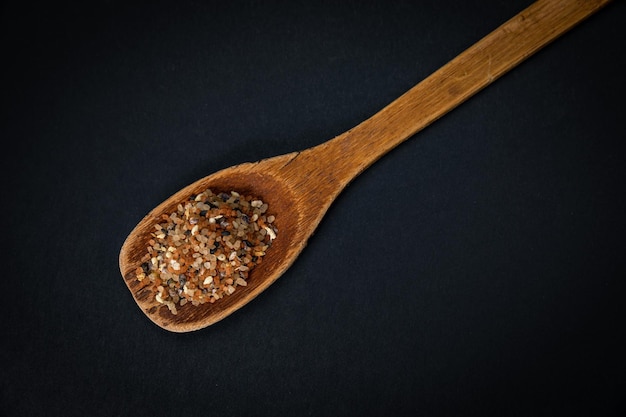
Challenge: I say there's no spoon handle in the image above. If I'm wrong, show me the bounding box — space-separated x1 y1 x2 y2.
287 0 611 193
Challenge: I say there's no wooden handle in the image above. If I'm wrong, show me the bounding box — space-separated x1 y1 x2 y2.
303 0 612 186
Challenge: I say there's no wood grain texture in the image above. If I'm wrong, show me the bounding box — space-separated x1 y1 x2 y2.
119 0 612 332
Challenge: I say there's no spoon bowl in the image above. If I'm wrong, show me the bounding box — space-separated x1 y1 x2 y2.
120 0 612 332
119 152 315 332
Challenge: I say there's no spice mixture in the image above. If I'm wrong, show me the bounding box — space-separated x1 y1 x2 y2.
135 189 277 314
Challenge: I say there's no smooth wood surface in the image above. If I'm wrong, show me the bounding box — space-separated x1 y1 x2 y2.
119 0 612 332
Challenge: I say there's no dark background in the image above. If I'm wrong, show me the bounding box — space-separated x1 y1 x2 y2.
2 1 624 416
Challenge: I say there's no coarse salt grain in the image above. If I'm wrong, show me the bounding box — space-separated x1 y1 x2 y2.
136 188 278 315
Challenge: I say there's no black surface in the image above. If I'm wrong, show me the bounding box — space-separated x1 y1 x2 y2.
2 1 625 416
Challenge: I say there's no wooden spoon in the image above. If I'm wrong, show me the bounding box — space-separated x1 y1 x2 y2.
119 0 612 332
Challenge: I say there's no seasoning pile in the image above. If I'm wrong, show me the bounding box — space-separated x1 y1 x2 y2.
135 189 277 314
